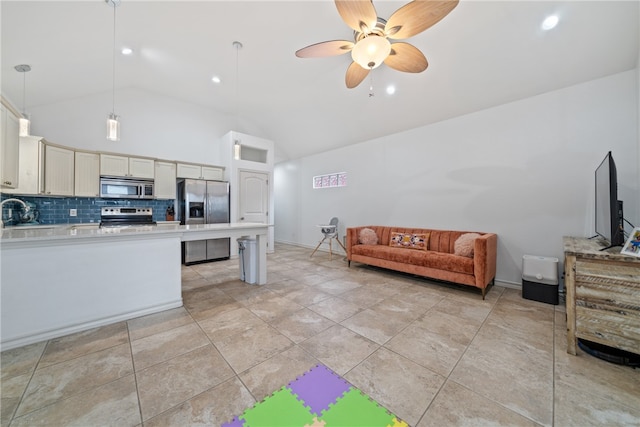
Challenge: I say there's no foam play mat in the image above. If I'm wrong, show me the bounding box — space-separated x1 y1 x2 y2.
223 364 408 427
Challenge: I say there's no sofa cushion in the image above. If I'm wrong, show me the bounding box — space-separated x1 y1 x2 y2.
389 232 429 251
351 245 474 275
454 233 481 258
359 228 379 245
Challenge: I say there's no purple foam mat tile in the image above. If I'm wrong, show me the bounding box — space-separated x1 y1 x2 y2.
288 364 352 416
221 416 244 427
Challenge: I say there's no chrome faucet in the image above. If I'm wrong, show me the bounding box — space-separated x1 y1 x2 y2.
0 198 31 228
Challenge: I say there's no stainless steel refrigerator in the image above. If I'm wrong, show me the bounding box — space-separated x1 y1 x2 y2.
178 179 230 264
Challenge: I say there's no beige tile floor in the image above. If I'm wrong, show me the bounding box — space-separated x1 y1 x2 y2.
2 243 639 426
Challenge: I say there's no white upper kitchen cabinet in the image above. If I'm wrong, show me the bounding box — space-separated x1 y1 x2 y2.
201 165 224 180
100 154 154 179
44 144 74 196
129 157 155 179
1 104 20 188
75 151 100 197
2 136 44 195
154 161 177 199
176 163 223 180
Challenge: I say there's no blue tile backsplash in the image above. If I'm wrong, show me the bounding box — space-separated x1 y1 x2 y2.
1 194 175 226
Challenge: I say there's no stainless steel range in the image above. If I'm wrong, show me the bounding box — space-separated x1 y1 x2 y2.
99 207 156 227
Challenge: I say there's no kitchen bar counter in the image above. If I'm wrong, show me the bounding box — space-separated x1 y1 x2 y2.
0 222 269 350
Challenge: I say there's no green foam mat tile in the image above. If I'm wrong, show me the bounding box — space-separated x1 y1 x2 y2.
240 386 314 427
320 388 395 427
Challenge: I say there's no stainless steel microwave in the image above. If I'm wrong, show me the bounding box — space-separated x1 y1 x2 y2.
100 176 154 199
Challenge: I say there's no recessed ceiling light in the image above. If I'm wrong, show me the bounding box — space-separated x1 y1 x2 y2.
121 47 133 55
542 15 559 30
211 76 221 84
386 85 396 95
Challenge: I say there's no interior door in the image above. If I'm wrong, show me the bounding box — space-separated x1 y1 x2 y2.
238 170 268 223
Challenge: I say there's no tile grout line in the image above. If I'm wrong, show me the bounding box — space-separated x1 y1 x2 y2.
7 339 49 424
126 320 145 426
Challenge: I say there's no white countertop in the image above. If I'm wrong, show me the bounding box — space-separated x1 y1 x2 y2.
0 222 270 244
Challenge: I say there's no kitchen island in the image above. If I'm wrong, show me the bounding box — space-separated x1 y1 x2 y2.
0 222 268 350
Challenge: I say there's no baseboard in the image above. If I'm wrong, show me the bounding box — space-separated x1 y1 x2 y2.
0 300 183 352
495 279 521 290
275 239 346 255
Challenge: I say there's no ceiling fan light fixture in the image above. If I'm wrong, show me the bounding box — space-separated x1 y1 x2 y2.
351 35 391 70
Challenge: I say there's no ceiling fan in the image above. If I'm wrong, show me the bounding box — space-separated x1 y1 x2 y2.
296 0 459 89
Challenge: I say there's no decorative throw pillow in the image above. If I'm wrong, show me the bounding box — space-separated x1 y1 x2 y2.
359 228 378 245
454 233 481 257
389 232 429 251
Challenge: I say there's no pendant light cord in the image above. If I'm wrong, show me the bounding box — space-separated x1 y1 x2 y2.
111 0 117 115
22 71 26 115
234 41 242 131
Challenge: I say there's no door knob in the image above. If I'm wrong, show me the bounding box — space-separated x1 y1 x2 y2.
240 217 245 220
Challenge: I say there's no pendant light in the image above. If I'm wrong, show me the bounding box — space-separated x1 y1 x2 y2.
14 64 31 137
106 0 120 141
233 41 242 160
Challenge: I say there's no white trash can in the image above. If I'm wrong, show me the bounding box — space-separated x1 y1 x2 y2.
522 255 559 305
237 237 257 284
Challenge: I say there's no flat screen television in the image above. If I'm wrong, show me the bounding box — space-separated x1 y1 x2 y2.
594 151 624 249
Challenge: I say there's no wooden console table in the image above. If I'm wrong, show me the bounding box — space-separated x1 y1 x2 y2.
563 236 640 355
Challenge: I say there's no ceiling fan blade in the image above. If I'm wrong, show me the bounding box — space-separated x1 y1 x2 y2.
335 0 378 33
385 0 459 39
384 43 428 73
296 40 355 58
345 61 370 88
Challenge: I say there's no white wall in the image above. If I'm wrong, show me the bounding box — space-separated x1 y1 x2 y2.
28 87 263 166
274 70 639 286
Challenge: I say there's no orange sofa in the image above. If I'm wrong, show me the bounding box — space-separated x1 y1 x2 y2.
346 226 497 299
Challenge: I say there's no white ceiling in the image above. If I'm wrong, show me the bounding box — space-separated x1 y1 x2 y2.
2 1 638 161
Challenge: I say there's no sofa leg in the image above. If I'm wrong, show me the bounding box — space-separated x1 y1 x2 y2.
347 260 351 268
481 278 495 300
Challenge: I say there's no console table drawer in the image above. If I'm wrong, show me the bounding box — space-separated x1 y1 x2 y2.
575 260 640 306
575 306 640 353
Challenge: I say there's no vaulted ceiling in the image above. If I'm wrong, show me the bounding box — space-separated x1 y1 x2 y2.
2 1 638 162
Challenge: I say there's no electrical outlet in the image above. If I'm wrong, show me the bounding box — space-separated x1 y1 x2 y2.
70 209 77 217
